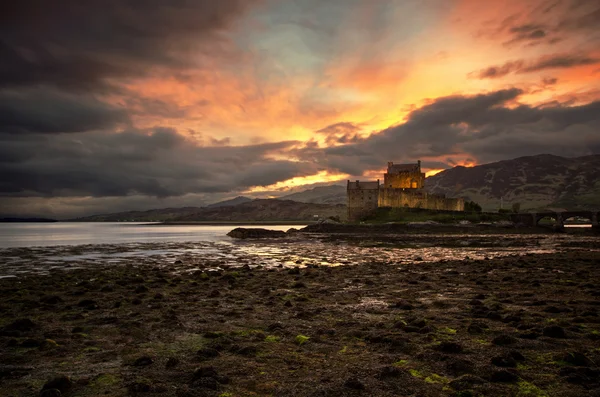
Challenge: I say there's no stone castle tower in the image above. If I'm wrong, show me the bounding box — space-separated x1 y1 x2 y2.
347 160 464 222
383 160 425 189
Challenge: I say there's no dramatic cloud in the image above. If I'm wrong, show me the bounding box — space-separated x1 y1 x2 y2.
473 54 600 79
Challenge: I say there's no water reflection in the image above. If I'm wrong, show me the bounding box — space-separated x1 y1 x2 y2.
0 222 298 248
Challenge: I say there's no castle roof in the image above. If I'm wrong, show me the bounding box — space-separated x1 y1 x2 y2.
347 180 379 190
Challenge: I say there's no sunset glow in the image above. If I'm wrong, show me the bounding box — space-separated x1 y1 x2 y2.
247 171 350 193
425 169 445 178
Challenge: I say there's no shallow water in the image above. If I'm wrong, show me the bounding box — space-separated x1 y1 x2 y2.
1 227 599 278
0 222 302 248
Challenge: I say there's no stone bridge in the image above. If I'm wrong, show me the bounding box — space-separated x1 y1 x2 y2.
510 210 600 231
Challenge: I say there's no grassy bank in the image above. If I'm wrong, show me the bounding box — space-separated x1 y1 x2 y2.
363 207 511 224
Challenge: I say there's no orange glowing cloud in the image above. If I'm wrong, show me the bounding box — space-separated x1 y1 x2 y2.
246 170 349 193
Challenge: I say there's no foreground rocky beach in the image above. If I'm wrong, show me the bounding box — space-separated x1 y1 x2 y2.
1 230 600 396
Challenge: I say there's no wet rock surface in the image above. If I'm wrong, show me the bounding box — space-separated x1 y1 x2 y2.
0 233 599 396
226 227 287 239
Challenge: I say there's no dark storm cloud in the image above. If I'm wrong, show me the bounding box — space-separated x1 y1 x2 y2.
367 90 600 162
0 89 128 133
472 54 599 79
0 0 261 91
0 127 316 198
403 89 523 127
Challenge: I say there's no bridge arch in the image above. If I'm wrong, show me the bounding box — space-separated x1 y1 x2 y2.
561 212 594 225
535 214 557 226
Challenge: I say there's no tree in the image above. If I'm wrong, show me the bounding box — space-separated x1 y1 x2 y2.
512 202 521 213
464 201 482 213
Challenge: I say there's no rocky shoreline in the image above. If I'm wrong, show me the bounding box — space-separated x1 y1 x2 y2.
1 236 600 396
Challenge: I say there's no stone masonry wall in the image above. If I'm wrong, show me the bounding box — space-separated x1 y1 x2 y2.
378 188 464 211
383 172 425 189
347 188 379 222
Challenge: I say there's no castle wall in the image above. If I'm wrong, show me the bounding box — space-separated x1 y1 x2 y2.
347 188 379 222
383 171 425 189
378 188 465 211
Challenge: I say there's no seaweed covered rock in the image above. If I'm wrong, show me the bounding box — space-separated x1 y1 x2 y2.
226 228 286 239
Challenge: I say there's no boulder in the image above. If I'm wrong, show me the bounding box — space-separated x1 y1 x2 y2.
226 228 287 239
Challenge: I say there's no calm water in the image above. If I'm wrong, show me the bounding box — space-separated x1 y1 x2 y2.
0 222 299 248
1 222 597 279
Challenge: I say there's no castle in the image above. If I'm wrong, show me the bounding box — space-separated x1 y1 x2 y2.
347 161 464 221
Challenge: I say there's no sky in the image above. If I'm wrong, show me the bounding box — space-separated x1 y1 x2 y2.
1 0 599 218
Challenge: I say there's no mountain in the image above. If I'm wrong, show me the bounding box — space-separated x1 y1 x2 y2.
70 207 203 222
281 185 346 205
425 154 600 211
206 196 252 208
172 199 346 222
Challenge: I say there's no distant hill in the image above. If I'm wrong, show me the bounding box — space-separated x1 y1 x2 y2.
425 154 600 211
70 207 203 222
281 185 346 205
172 199 346 222
70 199 346 222
206 196 252 208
